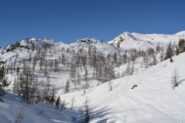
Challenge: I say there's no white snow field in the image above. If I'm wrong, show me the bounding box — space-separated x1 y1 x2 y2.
2 48 184 123
0 31 185 123
60 52 185 123
0 93 81 123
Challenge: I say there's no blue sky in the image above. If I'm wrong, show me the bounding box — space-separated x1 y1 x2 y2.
0 0 185 46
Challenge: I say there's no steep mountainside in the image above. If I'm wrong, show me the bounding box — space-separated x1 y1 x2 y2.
0 31 185 123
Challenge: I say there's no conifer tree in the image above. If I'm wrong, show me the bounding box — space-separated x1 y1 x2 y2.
50 86 56 105
178 39 185 53
83 99 90 123
60 100 66 111
165 43 174 62
55 96 61 109
0 59 8 101
64 80 70 93
50 94 55 105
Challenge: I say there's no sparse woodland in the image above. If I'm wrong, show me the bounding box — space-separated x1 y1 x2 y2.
2 38 185 104
0 37 185 123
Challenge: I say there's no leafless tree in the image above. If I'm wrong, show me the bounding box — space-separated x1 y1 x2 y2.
171 69 179 89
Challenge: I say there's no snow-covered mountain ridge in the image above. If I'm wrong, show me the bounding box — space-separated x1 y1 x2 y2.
0 31 185 123
1 31 184 95
3 30 185 53
109 31 185 50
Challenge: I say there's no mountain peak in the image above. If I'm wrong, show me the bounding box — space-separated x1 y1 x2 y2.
109 31 183 50
76 38 103 44
18 38 56 49
21 38 55 45
175 31 185 36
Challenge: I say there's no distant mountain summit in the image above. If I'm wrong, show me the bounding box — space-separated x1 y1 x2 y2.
175 31 185 36
2 30 185 53
109 31 185 50
19 38 55 48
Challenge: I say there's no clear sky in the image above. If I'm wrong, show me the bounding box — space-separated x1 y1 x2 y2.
0 0 185 46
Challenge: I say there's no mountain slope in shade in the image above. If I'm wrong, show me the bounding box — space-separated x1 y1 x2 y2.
0 93 79 123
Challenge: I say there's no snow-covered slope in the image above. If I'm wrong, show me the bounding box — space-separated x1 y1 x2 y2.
2 51 185 123
1 31 185 123
109 31 185 50
175 31 185 36
19 38 55 47
60 52 185 123
69 38 120 55
0 93 79 123
1 38 121 95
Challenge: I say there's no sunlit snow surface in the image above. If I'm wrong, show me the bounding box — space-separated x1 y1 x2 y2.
60 53 185 123
1 31 185 123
